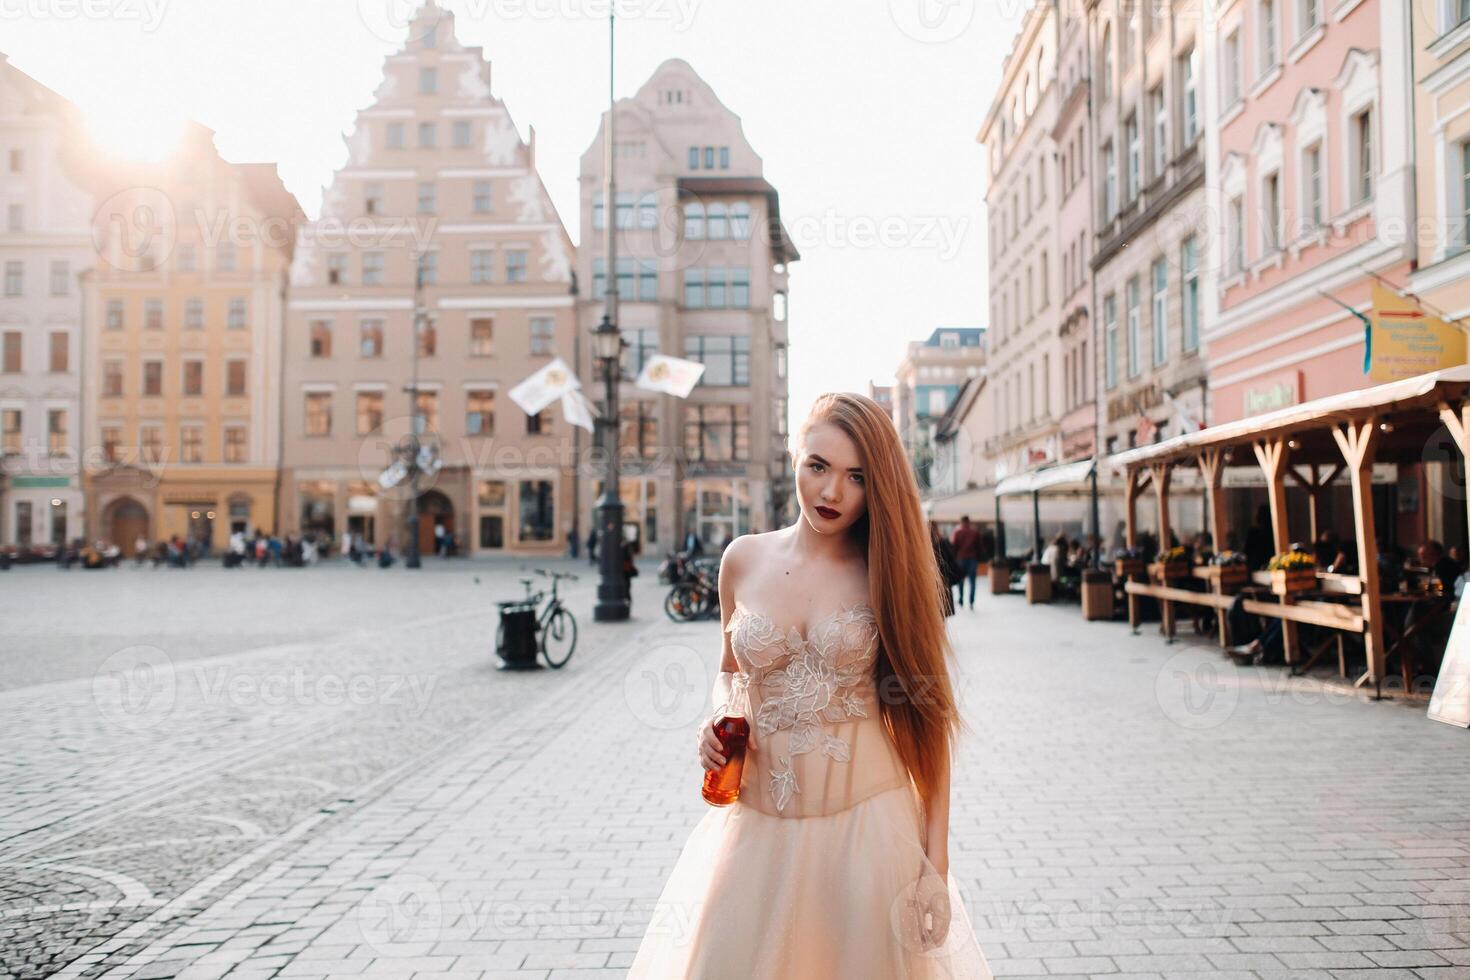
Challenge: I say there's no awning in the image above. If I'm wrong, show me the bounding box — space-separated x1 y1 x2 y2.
922 486 995 522
994 457 1097 496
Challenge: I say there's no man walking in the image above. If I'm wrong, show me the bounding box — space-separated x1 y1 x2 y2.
951 515 981 610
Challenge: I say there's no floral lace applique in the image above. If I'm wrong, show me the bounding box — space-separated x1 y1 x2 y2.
725 601 879 812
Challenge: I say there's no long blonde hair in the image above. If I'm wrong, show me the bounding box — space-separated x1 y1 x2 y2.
797 392 970 805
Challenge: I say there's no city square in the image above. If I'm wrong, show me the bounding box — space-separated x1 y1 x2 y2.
2 560 1468 978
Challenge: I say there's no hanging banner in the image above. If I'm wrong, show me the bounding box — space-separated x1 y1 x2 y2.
1368 283 1467 382
560 388 598 433
508 357 580 415
634 353 705 398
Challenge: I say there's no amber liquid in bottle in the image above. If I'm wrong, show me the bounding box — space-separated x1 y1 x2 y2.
701 714 749 806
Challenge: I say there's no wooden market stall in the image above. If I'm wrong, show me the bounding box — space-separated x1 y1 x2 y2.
1105 365 1470 694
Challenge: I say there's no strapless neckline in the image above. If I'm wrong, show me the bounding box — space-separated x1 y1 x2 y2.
730 599 875 647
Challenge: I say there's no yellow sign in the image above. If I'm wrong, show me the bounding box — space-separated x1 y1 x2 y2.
1368 283 1467 381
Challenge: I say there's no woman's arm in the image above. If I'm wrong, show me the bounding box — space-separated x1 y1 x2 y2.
923 739 952 878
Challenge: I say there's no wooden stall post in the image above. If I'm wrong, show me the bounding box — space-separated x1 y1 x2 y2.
1150 462 1175 641
1253 436 1299 664
1124 466 1148 633
1199 448 1229 645
1286 463 1345 544
1332 418 1385 689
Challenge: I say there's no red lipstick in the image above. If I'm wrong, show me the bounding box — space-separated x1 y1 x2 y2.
815 506 841 519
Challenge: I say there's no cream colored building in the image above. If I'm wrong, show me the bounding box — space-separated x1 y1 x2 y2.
893 328 986 494
575 59 799 551
0 54 95 550
83 123 300 554
280 2 577 557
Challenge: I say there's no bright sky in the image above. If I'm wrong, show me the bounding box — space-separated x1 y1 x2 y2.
3 0 1027 421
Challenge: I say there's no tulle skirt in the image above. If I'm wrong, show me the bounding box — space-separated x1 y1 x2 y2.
627 785 993 979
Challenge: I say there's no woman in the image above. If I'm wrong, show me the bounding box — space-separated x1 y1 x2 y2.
628 393 992 978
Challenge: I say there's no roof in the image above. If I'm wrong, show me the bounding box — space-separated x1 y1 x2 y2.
996 457 1097 496
1107 365 1470 471
934 375 987 441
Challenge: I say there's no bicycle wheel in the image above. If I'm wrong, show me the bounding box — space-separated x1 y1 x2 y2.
541 606 577 668
665 584 699 622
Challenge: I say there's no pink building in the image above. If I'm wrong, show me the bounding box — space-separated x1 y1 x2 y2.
1203 0 1413 423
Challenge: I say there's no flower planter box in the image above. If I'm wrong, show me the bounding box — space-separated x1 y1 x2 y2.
1217 564 1249 593
1115 557 1146 579
1081 568 1114 621
1160 560 1190 582
1024 563 1052 604
1270 567 1316 595
989 560 1011 595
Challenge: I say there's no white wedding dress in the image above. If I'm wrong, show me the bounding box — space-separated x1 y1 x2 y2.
627 600 993 979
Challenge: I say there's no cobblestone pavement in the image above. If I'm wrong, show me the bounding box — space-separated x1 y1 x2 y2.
4 567 1470 978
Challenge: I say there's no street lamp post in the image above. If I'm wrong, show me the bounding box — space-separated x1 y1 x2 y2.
405 258 426 569
593 8 629 623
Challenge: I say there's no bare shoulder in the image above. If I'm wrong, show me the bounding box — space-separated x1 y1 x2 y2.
719 531 763 586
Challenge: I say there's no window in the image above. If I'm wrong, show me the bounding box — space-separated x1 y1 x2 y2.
50 260 69 296
518 480 555 542
1351 108 1374 205
688 146 700 169
416 313 436 356
1259 0 1278 72
637 192 657 228
684 202 705 239
49 332 67 372
1103 142 1118 219
356 391 383 435
1150 87 1167 179
505 250 527 283
1228 195 1245 274
223 426 246 463
525 406 547 434
1150 258 1167 366
365 182 384 214
386 122 405 149
1181 236 1200 352
362 252 383 285
1181 49 1199 145
180 426 202 463
1298 0 1318 36
177 244 197 272
413 390 437 435
419 67 437 93
683 268 705 308
1262 170 1282 251
418 122 436 148
619 401 660 458
682 335 750 386
614 192 634 229
227 297 247 330
183 359 203 396
417 252 437 286
143 360 163 396
145 299 163 330
140 426 162 463
720 146 730 169
1125 278 1141 378
1100 25 1113 101
637 259 658 301
418 182 436 214
776 342 788 379
217 243 237 272
327 253 347 285
103 359 123 397
471 249 493 283
731 202 751 239
704 146 715 169
708 266 727 308
2 331 18 372
617 257 634 299
310 319 332 357
1125 114 1141 201
5 261 22 296
101 425 120 461
529 316 554 355
470 318 494 356
621 327 659 379
8 203 22 232
106 299 124 330
453 120 471 148
683 403 751 462
305 393 332 436
226 359 247 396
360 319 384 357
1302 143 1323 228
185 298 203 329
473 180 493 212
2 410 20 454
1462 142 1470 247
8 149 22 173
466 389 495 435
708 204 729 239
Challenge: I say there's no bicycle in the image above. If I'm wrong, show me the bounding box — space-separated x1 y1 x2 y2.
496 568 579 668
664 554 721 622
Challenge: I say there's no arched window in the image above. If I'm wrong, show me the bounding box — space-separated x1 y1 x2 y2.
730 202 751 239
1100 25 1113 101
683 202 705 240
707 203 729 239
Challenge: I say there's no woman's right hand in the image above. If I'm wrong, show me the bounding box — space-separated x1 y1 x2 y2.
697 715 727 771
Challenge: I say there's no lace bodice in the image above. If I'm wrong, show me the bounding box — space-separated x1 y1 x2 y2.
724 600 913 818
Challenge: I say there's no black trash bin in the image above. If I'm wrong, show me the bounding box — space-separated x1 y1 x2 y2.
496 601 540 670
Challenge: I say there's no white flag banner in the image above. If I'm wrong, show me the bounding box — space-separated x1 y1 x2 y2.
1162 391 1203 433
561 388 599 433
634 353 705 398
508 357 580 416
377 458 407 489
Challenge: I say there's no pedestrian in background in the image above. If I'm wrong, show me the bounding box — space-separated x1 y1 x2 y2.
950 514 981 610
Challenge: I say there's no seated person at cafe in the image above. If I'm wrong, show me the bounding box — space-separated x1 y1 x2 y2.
1415 540 1462 593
